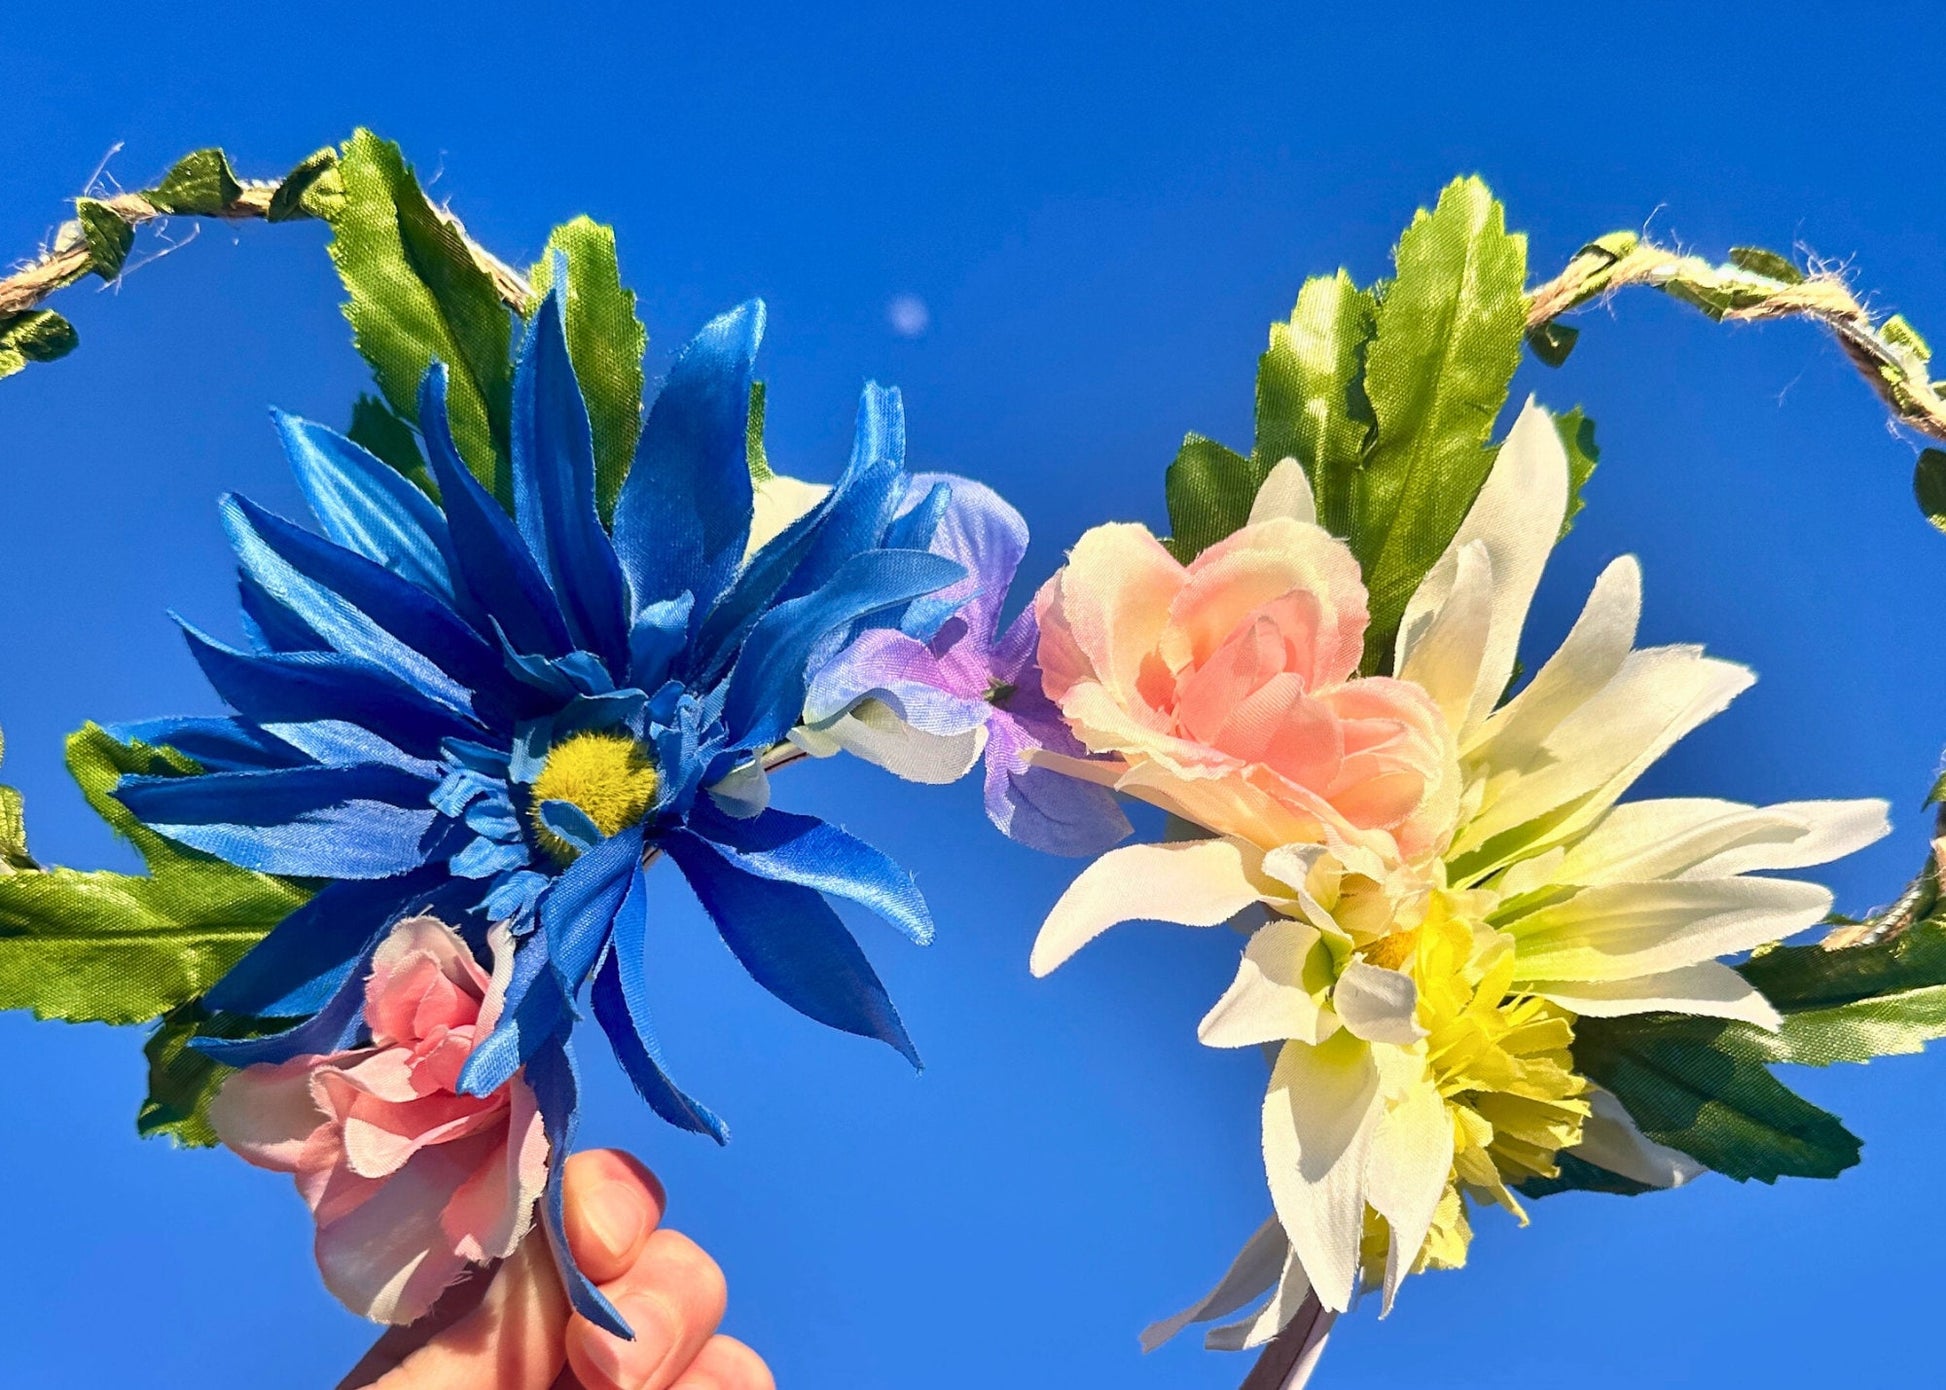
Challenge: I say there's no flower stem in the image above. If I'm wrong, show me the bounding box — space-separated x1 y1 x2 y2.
1240 1292 1331 1390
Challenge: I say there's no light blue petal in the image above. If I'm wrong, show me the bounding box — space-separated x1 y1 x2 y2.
527 1040 634 1339
275 409 455 600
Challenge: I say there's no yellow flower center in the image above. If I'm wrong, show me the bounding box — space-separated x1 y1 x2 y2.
529 731 660 863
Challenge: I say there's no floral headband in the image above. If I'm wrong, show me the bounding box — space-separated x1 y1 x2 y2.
5 134 1944 1388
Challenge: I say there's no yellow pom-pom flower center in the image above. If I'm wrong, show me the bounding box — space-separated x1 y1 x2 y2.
529 731 660 863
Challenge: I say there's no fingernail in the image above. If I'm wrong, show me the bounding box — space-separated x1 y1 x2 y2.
583 1181 647 1266
580 1292 677 1387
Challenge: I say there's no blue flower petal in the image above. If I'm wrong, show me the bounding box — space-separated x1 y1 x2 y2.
526 1039 633 1339
223 494 508 719
665 829 920 1067
592 863 728 1141
115 763 440 879
511 276 631 672
202 870 444 1017
724 548 965 751
690 801 934 945
239 571 327 653
259 720 443 778
107 717 312 773
419 364 575 659
179 622 483 760
613 303 763 616
192 938 380 1066
274 409 456 601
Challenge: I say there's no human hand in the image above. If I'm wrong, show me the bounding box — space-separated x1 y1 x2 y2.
338 1150 772 1390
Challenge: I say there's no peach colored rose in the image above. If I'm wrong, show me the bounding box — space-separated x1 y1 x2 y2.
1034 517 1459 864
209 915 548 1325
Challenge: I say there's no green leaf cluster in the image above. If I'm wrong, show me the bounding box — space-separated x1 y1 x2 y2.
0 725 310 1026
321 131 650 519
1162 178 1539 671
138 1002 281 1148
1537 906 1946 1195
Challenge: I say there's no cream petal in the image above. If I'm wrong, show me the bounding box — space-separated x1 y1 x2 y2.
1394 541 1494 732
1506 877 1834 984
1261 1033 1382 1312
1139 1218 1289 1352
1406 401 1569 734
1532 960 1782 1029
805 700 986 785
747 474 831 556
1569 1088 1704 1189
1248 457 1320 527
1199 919 1332 1048
1030 838 1267 976
1331 962 1426 1045
1362 1076 1451 1315
1455 646 1754 864
1553 797 1890 886
1469 554 1641 764
704 757 772 818
1201 1248 1315 1351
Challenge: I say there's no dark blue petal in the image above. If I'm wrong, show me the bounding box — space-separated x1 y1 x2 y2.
192 941 378 1066
883 477 951 554
116 763 440 879
689 801 933 945
627 595 694 692
665 829 920 1067
239 572 327 653
180 622 482 760
274 410 456 600
107 717 312 772
591 863 728 1141
511 277 631 671
224 494 508 720
690 384 907 680
613 303 763 615
457 931 569 1097
419 365 574 659
537 800 603 856
723 549 965 751
527 1039 633 1339
203 870 443 1017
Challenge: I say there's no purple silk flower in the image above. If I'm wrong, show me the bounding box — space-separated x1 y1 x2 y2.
801 475 1130 856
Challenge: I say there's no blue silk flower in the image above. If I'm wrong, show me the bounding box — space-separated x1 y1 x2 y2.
111 279 971 1333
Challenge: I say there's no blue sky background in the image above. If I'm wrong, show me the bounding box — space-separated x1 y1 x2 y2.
4 4 1946 1385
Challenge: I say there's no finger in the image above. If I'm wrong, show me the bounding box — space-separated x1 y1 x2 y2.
667 1336 774 1390
563 1148 668 1286
338 1259 503 1388
564 1229 729 1390
355 1234 570 1390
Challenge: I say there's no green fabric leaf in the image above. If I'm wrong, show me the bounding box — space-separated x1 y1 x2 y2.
1163 433 1253 562
1727 245 1804 284
136 1002 268 1147
1570 1013 1861 1183
1349 177 1528 672
349 393 438 500
327 129 514 503
1914 449 1946 533
0 726 310 1026
1728 916 1946 1065
267 146 344 223
527 218 646 524
1258 270 1379 539
73 198 133 281
1524 320 1578 368
1553 405 1600 539
0 310 80 379
747 381 773 483
0 731 35 873
144 148 243 216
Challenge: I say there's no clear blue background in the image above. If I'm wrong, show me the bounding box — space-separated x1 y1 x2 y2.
3 4 1944 1385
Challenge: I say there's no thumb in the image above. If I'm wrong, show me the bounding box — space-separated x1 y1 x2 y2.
337 1232 571 1390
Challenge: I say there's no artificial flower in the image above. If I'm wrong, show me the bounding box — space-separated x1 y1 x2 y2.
1031 403 1889 1349
209 915 547 1325
798 476 1130 855
1032 506 1458 867
112 277 974 1329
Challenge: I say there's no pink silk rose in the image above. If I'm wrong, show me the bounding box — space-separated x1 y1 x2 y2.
209 915 548 1325
1034 517 1459 865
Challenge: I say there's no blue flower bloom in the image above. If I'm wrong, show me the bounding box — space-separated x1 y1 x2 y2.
112 279 967 1333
